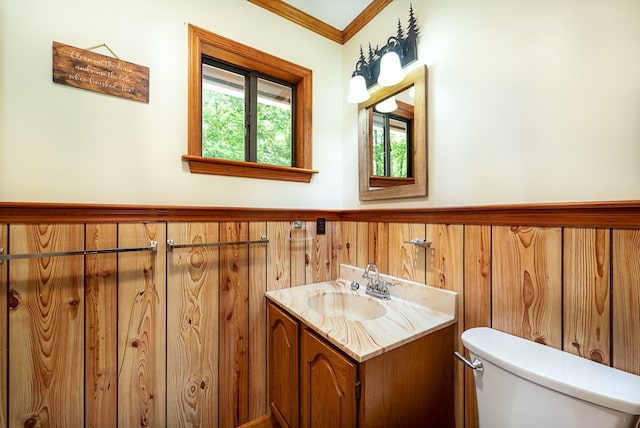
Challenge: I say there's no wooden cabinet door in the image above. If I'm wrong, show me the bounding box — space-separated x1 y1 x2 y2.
268 302 299 428
300 328 357 428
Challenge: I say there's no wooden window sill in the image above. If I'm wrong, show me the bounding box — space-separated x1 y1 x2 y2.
368 176 416 187
182 155 318 183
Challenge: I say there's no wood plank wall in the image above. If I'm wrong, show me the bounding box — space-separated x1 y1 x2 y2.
0 205 639 428
0 225 6 428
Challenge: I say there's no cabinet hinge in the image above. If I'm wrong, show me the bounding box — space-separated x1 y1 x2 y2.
355 379 361 401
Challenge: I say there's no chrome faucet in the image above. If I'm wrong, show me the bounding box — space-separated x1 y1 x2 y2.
363 263 380 285
362 263 393 299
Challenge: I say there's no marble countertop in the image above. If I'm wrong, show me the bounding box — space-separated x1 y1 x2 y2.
265 264 458 362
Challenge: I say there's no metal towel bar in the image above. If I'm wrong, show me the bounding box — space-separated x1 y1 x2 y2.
0 235 270 262
0 241 158 264
167 235 268 251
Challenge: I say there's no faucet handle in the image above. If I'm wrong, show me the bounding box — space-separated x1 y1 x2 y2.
380 280 394 294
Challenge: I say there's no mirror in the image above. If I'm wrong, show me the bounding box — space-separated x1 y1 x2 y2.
358 65 427 200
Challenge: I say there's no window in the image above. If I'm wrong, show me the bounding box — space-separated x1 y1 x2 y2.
185 25 316 182
202 60 294 166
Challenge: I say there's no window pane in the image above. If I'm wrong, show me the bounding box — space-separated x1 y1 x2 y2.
389 117 408 177
372 113 409 178
372 113 386 176
257 78 292 167
202 63 245 161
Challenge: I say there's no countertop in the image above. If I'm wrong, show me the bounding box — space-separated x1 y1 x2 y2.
265 264 458 362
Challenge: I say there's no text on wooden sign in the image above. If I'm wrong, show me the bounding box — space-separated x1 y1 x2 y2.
52 41 149 103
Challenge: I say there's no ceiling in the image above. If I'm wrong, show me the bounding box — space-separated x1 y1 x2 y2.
247 0 392 44
283 0 374 30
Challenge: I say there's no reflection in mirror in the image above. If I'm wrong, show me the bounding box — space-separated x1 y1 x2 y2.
370 86 414 187
358 66 427 200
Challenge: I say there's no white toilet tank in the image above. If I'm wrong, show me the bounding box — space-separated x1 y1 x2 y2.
461 327 640 428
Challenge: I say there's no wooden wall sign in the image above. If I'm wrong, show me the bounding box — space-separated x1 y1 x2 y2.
52 41 150 103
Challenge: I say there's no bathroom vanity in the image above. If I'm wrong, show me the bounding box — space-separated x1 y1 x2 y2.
266 265 457 428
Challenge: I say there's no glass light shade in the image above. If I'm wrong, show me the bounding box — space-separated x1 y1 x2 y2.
375 96 397 113
377 51 405 87
347 74 370 103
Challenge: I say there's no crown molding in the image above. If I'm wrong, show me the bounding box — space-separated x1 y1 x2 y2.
247 0 393 44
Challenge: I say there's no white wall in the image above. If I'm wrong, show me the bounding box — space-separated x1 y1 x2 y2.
0 0 345 208
342 0 640 208
2 0 639 210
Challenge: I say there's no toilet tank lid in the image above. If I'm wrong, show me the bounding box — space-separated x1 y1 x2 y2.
461 327 640 415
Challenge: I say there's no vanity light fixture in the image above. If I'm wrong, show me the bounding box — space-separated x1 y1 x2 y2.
347 57 372 103
376 37 405 87
347 4 420 103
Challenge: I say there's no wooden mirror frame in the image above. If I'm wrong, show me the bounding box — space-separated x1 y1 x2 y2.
358 65 428 200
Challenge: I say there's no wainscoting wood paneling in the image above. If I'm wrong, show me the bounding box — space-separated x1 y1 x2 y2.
85 223 118 428
563 228 610 364
388 222 426 283
330 221 343 280
336 221 355 268
291 222 306 288
249 222 268 420
428 224 465 427
1 202 640 428
308 223 331 284
368 222 389 274
9 224 85 427
462 225 492 330
462 225 492 428
117 223 167 427
0 225 7 427
219 222 250 427
491 226 563 347
356 222 369 267
166 222 219 427
613 229 640 375
266 222 291 292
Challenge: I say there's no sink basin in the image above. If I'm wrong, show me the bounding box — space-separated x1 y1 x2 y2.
307 292 387 321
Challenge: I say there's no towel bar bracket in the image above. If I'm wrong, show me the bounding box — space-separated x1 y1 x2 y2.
403 238 433 249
